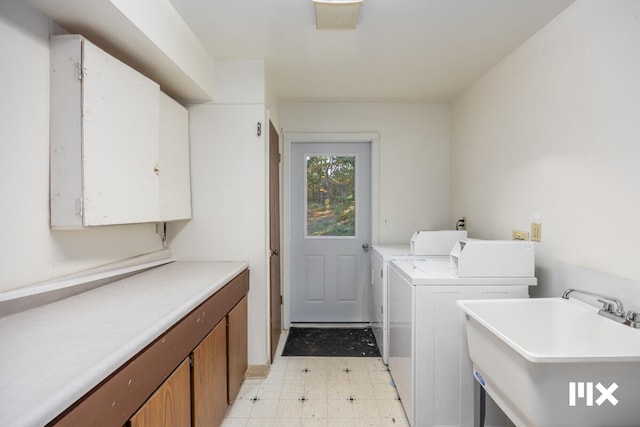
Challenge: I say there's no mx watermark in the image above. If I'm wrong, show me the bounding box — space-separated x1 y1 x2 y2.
569 382 619 407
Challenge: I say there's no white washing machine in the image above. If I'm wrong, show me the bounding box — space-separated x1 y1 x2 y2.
371 230 466 364
370 245 428 364
388 250 536 427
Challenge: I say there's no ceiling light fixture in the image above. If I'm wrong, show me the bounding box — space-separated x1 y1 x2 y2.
313 0 363 30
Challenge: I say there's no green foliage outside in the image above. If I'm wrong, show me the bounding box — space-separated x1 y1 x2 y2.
306 155 356 236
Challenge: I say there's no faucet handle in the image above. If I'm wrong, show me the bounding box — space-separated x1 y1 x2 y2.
626 311 640 328
597 299 615 313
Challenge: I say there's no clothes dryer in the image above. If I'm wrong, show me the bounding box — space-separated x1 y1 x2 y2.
388 257 536 427
370 245 427 364
371 231 465 364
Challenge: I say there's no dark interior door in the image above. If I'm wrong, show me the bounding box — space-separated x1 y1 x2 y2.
269 121 282 362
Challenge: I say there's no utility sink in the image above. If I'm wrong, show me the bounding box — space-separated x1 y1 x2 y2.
457 298 640 427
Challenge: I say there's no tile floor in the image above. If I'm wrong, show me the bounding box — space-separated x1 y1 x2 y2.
221 332 409 427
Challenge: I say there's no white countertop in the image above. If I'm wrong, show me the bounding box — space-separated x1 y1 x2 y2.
0 260 248 427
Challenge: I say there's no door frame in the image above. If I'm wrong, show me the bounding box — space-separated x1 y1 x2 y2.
283 132 380 328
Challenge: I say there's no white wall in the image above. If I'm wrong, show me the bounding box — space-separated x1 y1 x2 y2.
279 103 450 244
450 0 640 297
211 60 266 105
0 1 163 293
168 61 270 366
265 63 280 130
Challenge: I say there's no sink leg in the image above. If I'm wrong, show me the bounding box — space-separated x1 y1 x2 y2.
474 381 486 427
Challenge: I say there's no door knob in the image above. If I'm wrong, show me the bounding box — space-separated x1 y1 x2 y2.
362 243 369 252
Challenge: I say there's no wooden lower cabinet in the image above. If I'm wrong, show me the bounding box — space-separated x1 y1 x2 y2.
227 296 248 403
130 297 248 427
127 358 191 427
53 269 249 427
192 319 228 427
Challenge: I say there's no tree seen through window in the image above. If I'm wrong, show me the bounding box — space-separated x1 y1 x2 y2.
306 155 356 236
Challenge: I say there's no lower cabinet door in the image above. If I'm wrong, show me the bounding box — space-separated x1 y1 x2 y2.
192 319 228 427
128 358 191 427
227 296 248 403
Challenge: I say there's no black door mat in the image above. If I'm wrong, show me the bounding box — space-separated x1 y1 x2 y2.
282 327 380 357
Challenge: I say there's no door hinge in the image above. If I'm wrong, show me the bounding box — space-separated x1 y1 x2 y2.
75 198 83 216
189 354 194 368
280 295 283 305
75 62 86 80
278 152 282 163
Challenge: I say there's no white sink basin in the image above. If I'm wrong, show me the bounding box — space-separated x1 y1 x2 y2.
457 298 640 427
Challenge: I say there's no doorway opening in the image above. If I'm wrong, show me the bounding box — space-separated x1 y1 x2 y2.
283 132 380 329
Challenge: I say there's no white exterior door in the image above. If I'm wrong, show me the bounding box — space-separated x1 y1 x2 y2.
290 141 371 322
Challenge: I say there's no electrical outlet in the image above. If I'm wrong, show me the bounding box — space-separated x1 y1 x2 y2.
512 230 529 241
531 222 542 242
456 216 467 230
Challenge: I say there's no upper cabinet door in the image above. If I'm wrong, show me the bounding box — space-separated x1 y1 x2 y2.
81 38 160 226
159 92 191 221
50 35 191 229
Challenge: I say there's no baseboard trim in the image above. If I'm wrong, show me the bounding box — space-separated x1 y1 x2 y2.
245 364 270 379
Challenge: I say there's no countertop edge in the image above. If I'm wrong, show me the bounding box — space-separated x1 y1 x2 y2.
0 260 249 427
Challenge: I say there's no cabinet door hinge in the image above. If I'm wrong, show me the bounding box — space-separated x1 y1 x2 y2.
75 198 83 216
189 354 194 368
75 62 87 80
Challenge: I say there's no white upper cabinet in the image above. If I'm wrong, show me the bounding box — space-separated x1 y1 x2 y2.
50 35 191 229
159 92 191 221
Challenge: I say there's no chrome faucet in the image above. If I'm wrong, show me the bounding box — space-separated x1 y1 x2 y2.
562 288 626 323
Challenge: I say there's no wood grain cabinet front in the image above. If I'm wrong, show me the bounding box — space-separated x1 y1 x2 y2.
227 296 248 404
192 319 228 427
127 358 191 427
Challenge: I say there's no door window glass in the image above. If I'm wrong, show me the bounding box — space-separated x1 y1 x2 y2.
306 155 356 237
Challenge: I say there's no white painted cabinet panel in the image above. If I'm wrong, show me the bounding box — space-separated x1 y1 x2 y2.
159 92 191 221
50 35 191 228
80 38 160 226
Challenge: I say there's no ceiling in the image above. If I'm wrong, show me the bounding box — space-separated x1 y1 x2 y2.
169 0 575 103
